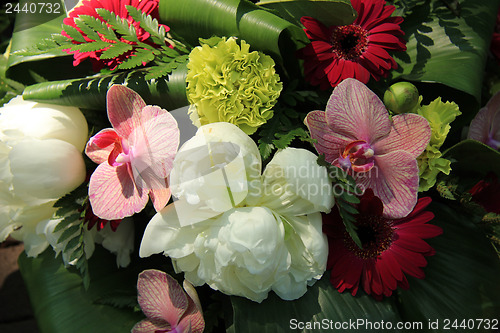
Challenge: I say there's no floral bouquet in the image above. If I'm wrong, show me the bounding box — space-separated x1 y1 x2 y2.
1 0 499 332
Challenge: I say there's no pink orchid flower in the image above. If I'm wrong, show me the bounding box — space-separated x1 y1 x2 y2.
305 78 431 218
85 85 179 220
133 269 205 333
468 90 500 150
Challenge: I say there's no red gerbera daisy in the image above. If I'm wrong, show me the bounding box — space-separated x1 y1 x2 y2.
323 189 442 300
63 0 170 71
297 0 406 89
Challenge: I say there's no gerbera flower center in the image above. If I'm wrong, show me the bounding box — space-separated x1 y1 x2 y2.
336 140 375 173
330 24 368 60
344 215 394 259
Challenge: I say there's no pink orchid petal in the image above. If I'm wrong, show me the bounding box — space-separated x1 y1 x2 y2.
149 185 171 212
304 110 352 163
468 106 492 143
137 270 189 327
85 128 119 164
372 113 431 158
469 92 500 147
129 106 179 189
106 85 147 140
88 163 148 220
178 280 205 333
326 78 391 143
131 319 171 333
357 150 419 219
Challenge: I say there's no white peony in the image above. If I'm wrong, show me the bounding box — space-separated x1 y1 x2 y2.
140 123 334 302
0 96 88 256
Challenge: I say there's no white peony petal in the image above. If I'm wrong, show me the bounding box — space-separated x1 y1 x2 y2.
0 96 88 151
169 122 261 213
260 148 334 215
9 139 86 200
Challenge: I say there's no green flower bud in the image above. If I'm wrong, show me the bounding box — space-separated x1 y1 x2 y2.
383 81 420 114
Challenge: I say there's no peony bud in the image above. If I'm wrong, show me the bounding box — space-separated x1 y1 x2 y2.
0 96 88 255
383 81 420 114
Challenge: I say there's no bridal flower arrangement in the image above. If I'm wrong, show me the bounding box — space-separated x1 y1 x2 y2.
1 0 499 331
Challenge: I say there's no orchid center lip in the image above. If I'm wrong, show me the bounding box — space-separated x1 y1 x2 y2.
336 140 375 173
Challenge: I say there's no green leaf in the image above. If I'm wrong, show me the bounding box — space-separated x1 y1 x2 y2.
70 41 109 53
392 0 500 102
57 224 81 244
257 0 356 27
22 65 189 110
230 273 402 333
63 24 87 43
96 8 138 42
53 212 81 233
5 0 91 84
18 246 145 333
117 48 155 70
77 14 119 42
125 5 167 46
74 16 102 42
99 42 134 60
158 0 310 76
397 202 500 327
443 139 500 180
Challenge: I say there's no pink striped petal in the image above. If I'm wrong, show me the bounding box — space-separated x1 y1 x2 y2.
137 270 188 328
326 78 391 144
106 85 147 140
468 92 500 148
372 113 431 158
85 128 119 164
132 319 171 333
149 185 171 212
357 150 419 219
304 110 352 163
88 163 148 220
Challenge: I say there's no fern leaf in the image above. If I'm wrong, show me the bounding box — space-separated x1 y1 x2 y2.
57 224 81 244
78 14 119 42
145 63 177 80
125 5 166 46
53 212 82 233
100 42 134 59
117 48 155 70
96 8 138 42
74 16 102 42
70 41 109 53
62 24 87 43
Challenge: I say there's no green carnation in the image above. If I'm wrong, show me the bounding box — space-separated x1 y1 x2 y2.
186 37 283 135
416 97 461 191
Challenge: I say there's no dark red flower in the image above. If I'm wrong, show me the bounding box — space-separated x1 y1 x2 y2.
62 0 169 71
83 200 122 231
323 189 442 300
490 8 500 65
297 0 406 89
468 173 500 214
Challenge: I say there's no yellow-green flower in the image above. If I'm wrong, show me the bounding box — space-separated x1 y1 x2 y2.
416 98 461 191
186 37 283 135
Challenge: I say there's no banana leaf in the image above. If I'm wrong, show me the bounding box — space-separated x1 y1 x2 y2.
256 0 356 27
392 0 500 104
397 202 500 331
6 0 92 85
22 65 189 110
18 245 145 333
158 0 317 77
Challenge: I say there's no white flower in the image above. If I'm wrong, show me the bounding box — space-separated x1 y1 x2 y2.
140 123 334 302
169 122 261 225
38 215 134 268
0 96 88 256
